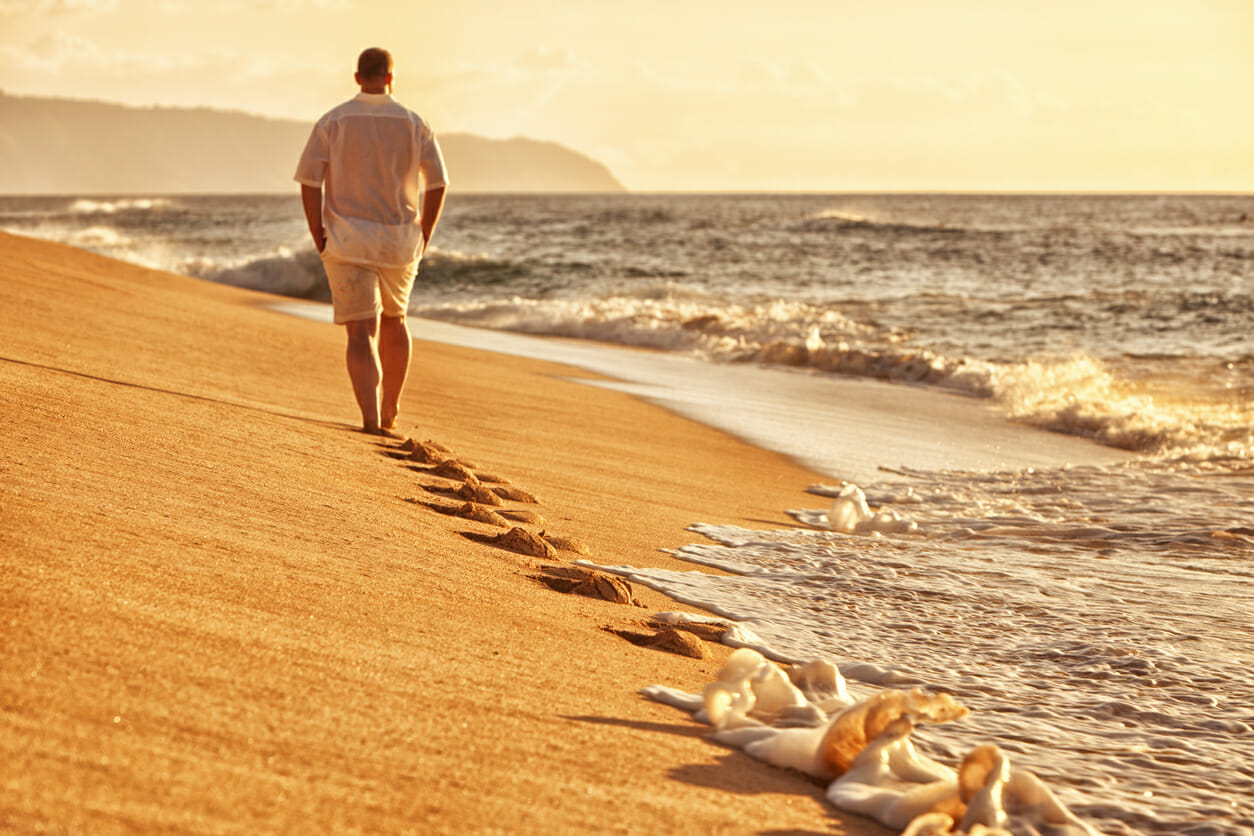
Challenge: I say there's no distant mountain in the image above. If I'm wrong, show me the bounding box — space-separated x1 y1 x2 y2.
0 91 625 195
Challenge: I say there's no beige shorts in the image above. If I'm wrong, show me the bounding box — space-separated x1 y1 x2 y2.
322 256 419 324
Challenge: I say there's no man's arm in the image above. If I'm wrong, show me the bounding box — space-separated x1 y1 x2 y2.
300 184 326 253
420 186 446 254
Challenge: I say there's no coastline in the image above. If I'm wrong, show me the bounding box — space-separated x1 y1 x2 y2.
270 302 1131 486
0 231 891 833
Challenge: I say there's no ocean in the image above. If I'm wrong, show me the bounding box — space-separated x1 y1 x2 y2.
2 192 1252 834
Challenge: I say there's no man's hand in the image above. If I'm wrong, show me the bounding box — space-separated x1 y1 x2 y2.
420 186 447 255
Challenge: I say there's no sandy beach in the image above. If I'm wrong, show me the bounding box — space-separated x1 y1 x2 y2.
0 231 893 834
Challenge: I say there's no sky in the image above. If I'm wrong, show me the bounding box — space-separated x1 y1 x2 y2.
1 0 1251 192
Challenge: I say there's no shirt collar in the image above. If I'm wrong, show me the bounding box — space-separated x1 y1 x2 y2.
354 92 394 104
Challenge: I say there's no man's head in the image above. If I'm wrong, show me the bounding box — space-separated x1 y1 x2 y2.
355 47 393 93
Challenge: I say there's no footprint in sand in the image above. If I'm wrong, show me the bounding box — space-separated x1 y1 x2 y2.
491 485 539 503
405 499 546 528
395 437 538 503
434 481 541 506
604 625 711 659
464 527 595 563
644 618 728 643
455 502 509 527
455 481 505 506
392 438 705 663
534 565 640 606
397 438 496 480
407 499 512 528
398 437 453 464
539 533 589 556
464 526 558 560
429 460 480 483
449 503 563 534
500 508 545 526
394 439 582 577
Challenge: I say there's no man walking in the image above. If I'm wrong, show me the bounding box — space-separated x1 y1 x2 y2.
295 47 448 436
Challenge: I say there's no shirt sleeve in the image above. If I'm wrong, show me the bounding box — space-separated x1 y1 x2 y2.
419 127 449 190
293 122 329 187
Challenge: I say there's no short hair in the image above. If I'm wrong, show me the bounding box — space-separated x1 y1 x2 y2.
357 47 393 79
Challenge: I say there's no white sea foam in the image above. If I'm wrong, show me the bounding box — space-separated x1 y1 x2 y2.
194 248 329 301
413 293 991 390
419 246 530 278
416 292 883 354
414 293 1254 459
590 457 1254 836
993 355 1254 457
69 225 133 249
824 483 918 535
641 648 1101 835
797 207 989 235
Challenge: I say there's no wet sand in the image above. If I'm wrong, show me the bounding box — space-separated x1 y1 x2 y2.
0 231 890 834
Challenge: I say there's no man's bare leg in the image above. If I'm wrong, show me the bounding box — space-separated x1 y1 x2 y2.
344 316 385 434
378 314 411 431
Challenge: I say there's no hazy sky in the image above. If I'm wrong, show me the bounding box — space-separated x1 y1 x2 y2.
1 0 1250 191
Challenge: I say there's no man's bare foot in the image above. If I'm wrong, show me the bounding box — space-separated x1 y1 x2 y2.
362 425 404 439
381 411 399 432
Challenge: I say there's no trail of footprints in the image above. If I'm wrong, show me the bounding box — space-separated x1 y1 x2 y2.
388 436 725 660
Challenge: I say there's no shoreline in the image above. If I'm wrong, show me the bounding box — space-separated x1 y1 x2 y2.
0 231 891 833
270 300 1131 485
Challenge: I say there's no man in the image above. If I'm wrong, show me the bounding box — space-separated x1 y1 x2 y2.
295 47 448 436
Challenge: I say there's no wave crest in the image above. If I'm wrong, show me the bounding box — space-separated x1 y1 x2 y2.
418 248 534 286
794 208 971 235
416 294 1253 459
995 356 1254 457
68 198 172 214
191 248 330 302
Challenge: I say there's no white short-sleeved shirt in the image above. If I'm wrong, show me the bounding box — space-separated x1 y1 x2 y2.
294 92 448 268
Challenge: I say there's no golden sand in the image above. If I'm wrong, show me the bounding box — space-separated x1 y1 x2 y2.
0 232 889 833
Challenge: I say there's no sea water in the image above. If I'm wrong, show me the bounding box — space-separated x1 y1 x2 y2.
2 193 1252 834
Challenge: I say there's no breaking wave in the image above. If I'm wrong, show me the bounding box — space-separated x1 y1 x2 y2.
793 208 978 235
67 197 173 214
188 247 331 303
415 292 1254 460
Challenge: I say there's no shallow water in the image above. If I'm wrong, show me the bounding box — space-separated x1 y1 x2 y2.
597 458 1254 835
